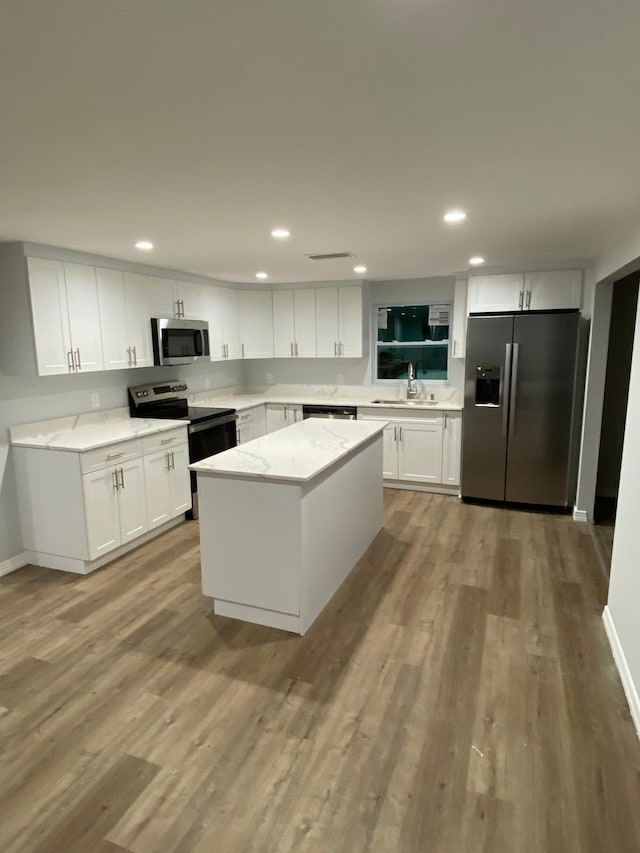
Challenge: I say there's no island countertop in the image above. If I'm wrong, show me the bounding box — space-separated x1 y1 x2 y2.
189 417 387 483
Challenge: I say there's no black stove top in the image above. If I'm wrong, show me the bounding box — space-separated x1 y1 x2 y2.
127 381 236 425
186 406 236 423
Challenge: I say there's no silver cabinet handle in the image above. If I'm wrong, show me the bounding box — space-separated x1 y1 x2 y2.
160 437 176 444
290 342 293 357
340 342 343 356
112 470 119 491
398 426 403 441
452 340 457 357
526 290 531 310
237 427 242 444
106 451 125 460
242 343 245 358
393 425 397 441
225 343 229 359
132 345 137 366
74 348 81 370
67 350 74 372
444 412 448 429
180 299 185 317
166 452 171 470
126 346 132 367
170 451 175 470
295 342 299 357
518 290 524 310
118 467 125 489
334 342 337 356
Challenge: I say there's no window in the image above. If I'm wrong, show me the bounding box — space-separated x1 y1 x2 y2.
374 302 450 382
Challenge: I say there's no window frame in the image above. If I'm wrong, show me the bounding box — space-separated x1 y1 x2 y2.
371 300 451 386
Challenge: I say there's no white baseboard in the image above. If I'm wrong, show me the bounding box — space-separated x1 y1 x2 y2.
573 507 590 523
603 606 640 739
0 552 28 577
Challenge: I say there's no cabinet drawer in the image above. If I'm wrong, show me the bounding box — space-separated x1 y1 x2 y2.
141 427 188 456
80 439 142 474
358 407 443 424
237 405 264 424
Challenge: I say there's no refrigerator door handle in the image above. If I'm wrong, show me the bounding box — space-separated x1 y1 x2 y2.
508 343 520 436
502 343 512 437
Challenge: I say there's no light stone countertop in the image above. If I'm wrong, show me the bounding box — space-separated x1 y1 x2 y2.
189 384 463 413
10 408 188 452
190 417 386 483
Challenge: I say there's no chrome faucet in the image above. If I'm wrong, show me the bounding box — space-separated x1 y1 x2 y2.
407 362 418 398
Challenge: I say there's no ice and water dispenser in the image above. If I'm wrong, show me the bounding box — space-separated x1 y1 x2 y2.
474 365 501 407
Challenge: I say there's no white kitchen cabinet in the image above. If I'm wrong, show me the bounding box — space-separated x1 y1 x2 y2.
467 274 525 314
273 289 317 358
83 456 147 560
524 270 582 311
382 423 399 479
145 275 178 317
239 291 274 359
396 420 443 483
236 405 268 444
315 286 363 358
204 287 241 360
144 442 191 530
175 281 203 318
27 258 104 375
98 268 154 370
266 403 303 432
451 279 468 359
441 411 462 486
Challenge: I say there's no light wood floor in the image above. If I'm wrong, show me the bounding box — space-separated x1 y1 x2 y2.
1 491 639 853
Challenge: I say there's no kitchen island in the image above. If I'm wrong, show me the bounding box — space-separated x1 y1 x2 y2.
190 418 386 634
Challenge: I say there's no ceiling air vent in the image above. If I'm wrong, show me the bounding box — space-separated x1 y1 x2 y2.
305 251 355 261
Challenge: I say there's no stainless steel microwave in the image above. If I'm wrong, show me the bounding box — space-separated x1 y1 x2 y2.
151 317 210 366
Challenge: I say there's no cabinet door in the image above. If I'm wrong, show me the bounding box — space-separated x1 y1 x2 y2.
383 423 399 479
239 290 274 359
117 457 148 542
221 289 241 359
286 405 303 425
64 263 104 373
525 270 582 311
169 444 192 515
451 279 468 359
201 286 226 361
398 421 443 483
442 411 462 487
273 290 295 358
124 273 154 368
97 268 130 370
27 257 72 375
144 450 172 529
467 274 524 314
266 404 288 432
83 467 121 559
315 287 340 358
146 275 178 318
176 281 202 318
294 289 317 357
338 286 363 357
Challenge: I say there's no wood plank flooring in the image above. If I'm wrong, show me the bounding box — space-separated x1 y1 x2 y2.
1 491 639 852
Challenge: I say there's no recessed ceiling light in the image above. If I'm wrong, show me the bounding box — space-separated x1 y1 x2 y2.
135 240 154 250
256 272 268 279
271 228 290 238
469 256 485 266
443 210 467 224
353 265 367 274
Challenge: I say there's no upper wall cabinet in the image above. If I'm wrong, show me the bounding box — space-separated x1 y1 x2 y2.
145 277 204 320
273 289 317 358
96 269 153 370
468 271 583 314
239 290 274 359
28 258 104 375
202 286 241 361
524 270 582 311
316 286 363 358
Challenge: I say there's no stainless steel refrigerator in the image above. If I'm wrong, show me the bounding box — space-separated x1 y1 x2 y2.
461 310 582 507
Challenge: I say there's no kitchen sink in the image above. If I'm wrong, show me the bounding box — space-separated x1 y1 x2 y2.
369 399 438 406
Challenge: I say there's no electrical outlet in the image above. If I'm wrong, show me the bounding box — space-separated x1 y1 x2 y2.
204 378 210 390
337 373 344 385
266 373 274 385
90 392 100 409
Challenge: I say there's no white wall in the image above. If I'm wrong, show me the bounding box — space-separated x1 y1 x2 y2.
606 296 640 731
245 275 465 392
0 360 243 564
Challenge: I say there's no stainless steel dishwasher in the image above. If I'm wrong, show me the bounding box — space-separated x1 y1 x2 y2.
302 404 358 420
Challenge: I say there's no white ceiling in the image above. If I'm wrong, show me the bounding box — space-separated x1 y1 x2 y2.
1 0 639 283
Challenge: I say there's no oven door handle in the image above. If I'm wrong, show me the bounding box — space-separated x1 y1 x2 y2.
188 413 238 434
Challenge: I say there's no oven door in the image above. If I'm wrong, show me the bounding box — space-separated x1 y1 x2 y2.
151 318 210 365
188 413 237 519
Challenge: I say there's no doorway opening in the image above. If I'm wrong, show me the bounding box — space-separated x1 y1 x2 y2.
593 271 639 571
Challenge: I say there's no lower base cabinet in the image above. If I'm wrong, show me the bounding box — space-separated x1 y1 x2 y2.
14 427 191 573
359 408 461 488
236 405 267 444
265 403 303 432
